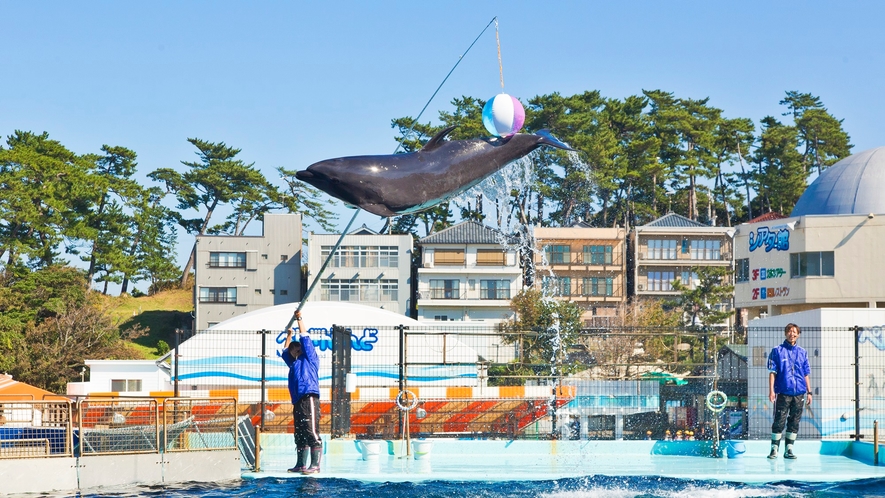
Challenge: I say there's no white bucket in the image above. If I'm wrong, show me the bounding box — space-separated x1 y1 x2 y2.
358 440 381 461
411 440 433 460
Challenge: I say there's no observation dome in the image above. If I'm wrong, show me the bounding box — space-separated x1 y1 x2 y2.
791 146 885 216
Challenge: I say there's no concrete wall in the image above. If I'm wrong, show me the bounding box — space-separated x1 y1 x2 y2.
0 449 240 495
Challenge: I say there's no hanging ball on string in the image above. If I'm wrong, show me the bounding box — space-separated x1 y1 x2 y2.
482 93 525 138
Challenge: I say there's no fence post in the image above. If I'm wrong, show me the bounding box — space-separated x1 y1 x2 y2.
398 324 408 437
173 328 181 398
330 325 352 438
258 329 268 431
855 325 863 441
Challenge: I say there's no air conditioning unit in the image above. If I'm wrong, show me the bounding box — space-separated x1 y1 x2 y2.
638 284 645 291
722 253 732 260
639 253 645 260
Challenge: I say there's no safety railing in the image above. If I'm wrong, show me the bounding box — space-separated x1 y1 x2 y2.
0 400 73 458
163 397 238 452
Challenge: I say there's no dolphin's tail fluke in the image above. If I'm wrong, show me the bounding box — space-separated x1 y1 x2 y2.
535 129 574 151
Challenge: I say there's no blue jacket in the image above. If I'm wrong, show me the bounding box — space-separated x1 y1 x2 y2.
281 334 320 403
768 340 811 396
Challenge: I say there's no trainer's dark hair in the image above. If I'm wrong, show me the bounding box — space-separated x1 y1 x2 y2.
288 341 302 354
785 323 801 334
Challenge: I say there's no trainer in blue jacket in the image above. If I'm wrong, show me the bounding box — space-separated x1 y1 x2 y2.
281 310 322 474
767 322 812 460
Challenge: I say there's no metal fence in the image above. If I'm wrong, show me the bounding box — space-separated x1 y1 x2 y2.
0 397 238 459
171 322 885 442
0 400 72 458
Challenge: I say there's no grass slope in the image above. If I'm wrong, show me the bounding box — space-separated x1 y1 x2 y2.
106 289 193 358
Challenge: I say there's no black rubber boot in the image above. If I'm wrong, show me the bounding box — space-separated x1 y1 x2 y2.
302 447 322 474
767 436 781 459
287 447 308 472
784 435 797 459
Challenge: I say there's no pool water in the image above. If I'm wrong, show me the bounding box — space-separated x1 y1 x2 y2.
75 476 885 498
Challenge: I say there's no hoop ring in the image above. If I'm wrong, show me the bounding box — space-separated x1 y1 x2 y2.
395 389 419 411
706 390 728 413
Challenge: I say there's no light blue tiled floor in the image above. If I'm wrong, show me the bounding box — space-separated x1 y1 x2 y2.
243 437 885 484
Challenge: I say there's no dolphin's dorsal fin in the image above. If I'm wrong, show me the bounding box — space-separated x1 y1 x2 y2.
421 125 457 152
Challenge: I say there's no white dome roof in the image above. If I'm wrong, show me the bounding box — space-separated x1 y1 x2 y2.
210 301 419 331
792 147 885 216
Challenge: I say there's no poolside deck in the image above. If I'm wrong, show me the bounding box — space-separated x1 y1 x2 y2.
244 438 885 484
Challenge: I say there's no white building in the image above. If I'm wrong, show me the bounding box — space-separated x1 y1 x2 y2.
193 214 302 331
306 225 413 316
67 360 171 397
734 147 885 319
416 221 522 323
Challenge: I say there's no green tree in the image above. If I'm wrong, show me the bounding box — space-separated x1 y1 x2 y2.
670 266 735 328
149 139 276 288
491 289 584 385
780 91 852 175
644 91 722 223
752 117 806 214
0 265 141 392
120 187 180 295
0 131 93 268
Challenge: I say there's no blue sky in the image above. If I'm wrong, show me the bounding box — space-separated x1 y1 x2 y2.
2 1 884 289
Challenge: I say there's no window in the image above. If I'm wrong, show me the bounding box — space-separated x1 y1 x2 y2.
321 279 398 302
647 240 677 260
254 289 262 294
542 276 571 296
111 379 142 392
679 271 699 289
790 251 835 277
647 271 675 291
208 252 245 268
583 245 613 265
690 240 721 260
429 279 460 299
434 249 465 266
736 258 750 282
545 245 570 264
476 249 506 266
199 287 237 303
280 289 288 296
434 315 450 321
480 279 511 299
322 246 400 268
281 255 288 262
582 277 613 296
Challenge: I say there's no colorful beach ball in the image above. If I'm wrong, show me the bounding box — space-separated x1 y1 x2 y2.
482 93 525 138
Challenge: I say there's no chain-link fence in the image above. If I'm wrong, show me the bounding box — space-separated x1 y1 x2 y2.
169 322 885 442
748 326 885 441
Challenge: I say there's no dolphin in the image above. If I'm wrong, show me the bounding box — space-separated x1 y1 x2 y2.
295 126 573 217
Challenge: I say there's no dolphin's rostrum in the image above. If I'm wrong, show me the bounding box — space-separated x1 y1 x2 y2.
295 126 573 217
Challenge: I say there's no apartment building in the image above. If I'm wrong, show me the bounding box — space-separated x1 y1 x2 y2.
416 221 522 323
631 213 734 304
193 213 302 331
306 225 413 316
534 224 627 324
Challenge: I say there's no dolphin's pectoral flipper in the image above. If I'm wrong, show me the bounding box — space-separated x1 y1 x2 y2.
421 125 457 152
